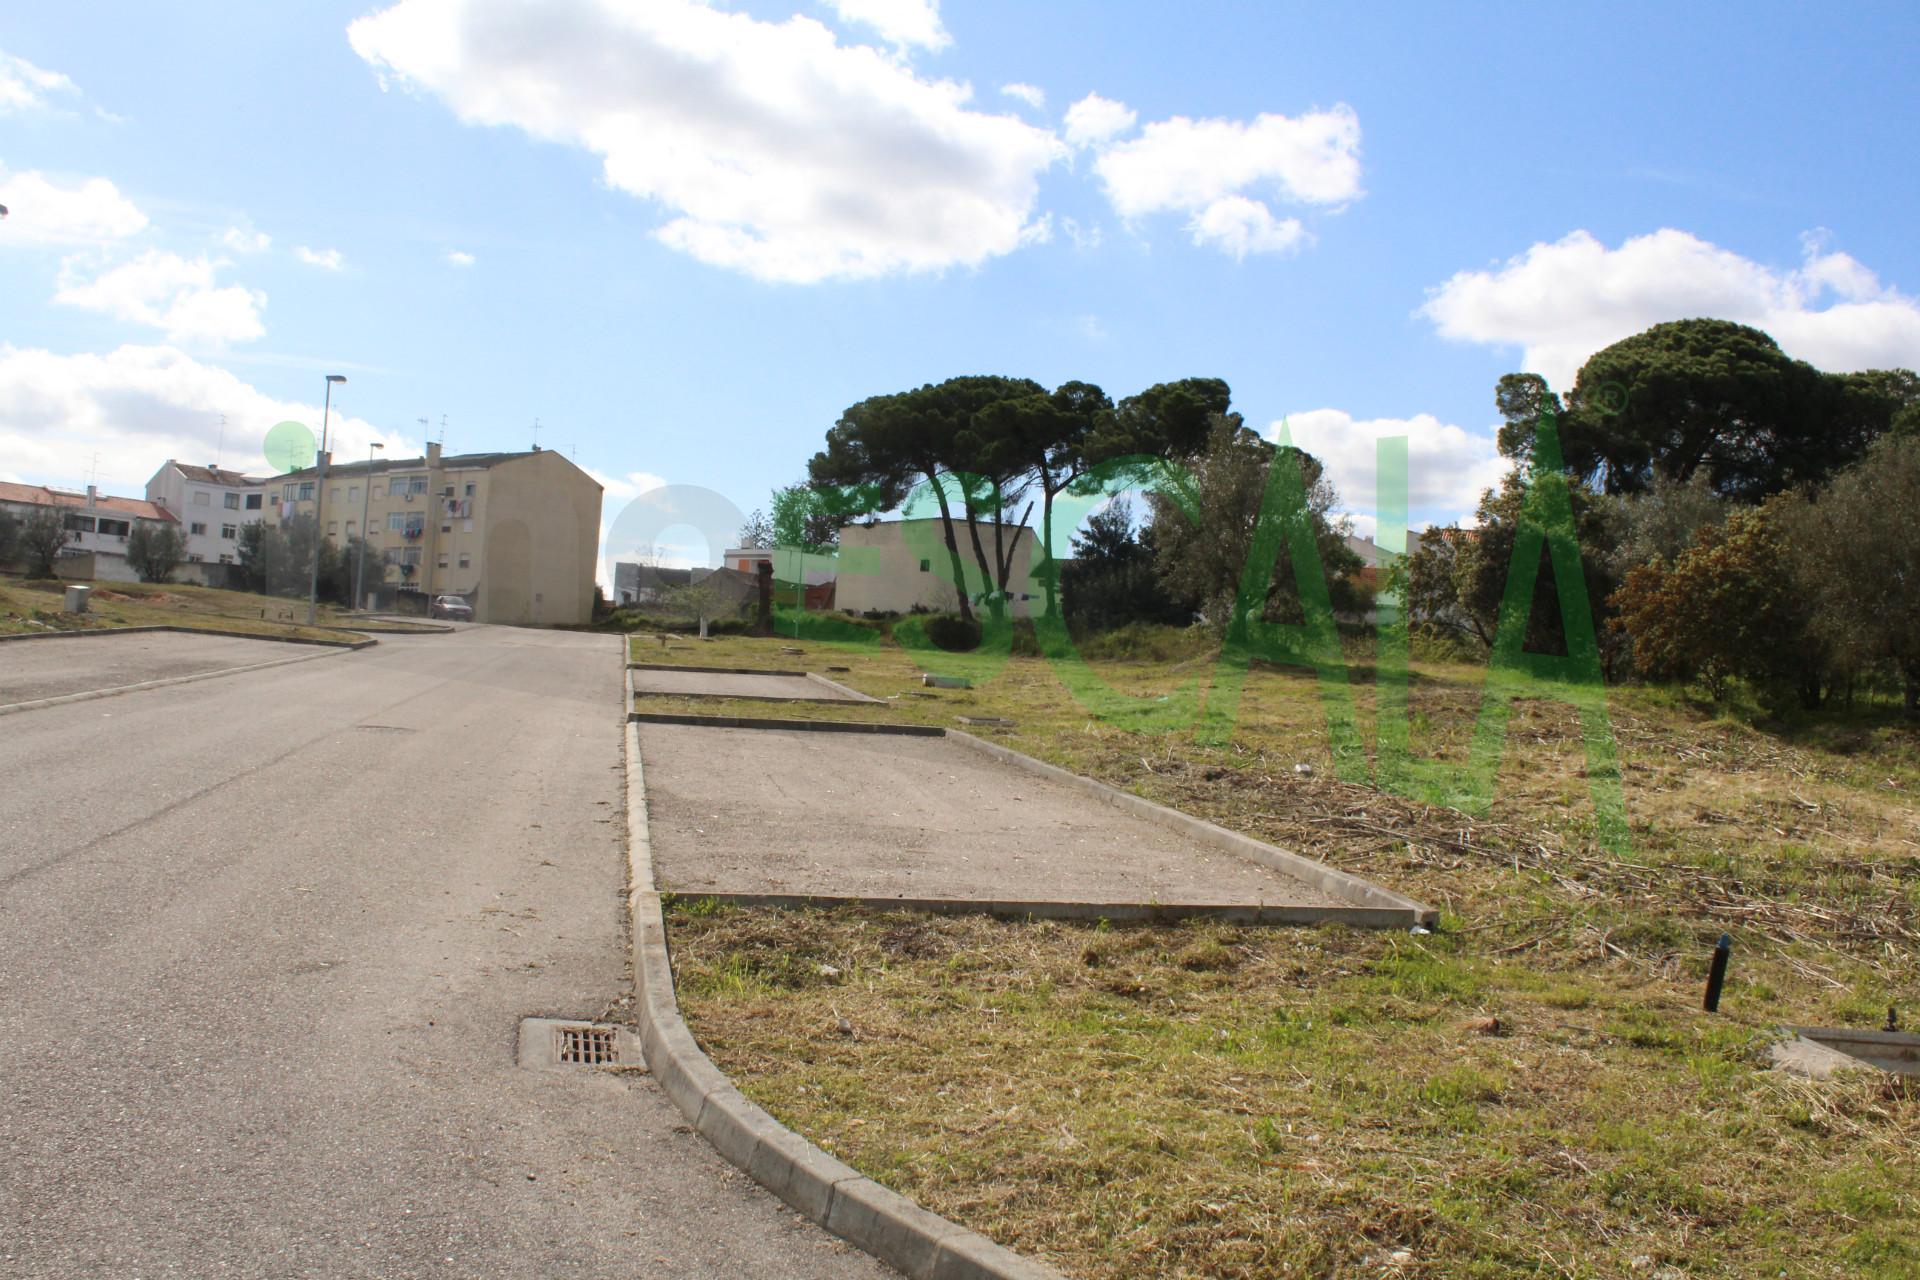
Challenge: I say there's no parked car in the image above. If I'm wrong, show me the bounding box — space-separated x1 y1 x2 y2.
430 594 474 621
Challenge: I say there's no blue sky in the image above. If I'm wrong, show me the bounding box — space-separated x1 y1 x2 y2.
5 0 1919 569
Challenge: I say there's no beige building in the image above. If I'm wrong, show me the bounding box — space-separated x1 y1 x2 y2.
832 517 1039 615
271 443 602 625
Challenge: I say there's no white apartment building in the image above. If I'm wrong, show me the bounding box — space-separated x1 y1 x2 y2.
0 481 182 582
145 462 269 566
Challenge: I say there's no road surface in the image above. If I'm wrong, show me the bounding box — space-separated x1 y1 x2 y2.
0 626 893 1279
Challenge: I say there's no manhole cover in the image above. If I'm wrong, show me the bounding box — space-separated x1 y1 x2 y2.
518 1017 642 1071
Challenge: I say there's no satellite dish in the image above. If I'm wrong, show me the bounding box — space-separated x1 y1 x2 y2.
264 421 317 474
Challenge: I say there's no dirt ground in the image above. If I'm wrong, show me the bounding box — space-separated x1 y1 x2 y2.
637 721 1360 909
0 631 327 704
629 667 872 701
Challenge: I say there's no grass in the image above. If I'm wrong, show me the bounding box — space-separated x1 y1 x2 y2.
0 576 404 643
640 626 1920 1278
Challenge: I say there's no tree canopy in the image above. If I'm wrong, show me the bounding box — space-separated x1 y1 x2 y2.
1499 319 1906 502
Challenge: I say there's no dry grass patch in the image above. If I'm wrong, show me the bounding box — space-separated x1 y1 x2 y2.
647 631 1920 1277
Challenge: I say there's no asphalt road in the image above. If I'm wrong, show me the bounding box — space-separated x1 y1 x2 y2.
0 626 893 1280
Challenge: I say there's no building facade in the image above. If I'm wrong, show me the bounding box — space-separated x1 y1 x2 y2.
269 443 602 625
831 518 1038 615
145 462 268 566
0 481 181 582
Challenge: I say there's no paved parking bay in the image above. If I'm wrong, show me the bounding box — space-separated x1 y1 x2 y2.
629 667 873 701
0 630 330 704
638 721 1349 909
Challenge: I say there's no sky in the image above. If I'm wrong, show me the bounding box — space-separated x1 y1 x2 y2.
5 0 1919 571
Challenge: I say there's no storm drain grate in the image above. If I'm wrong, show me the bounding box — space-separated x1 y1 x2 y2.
518 1017 639 1071
556 1023 619 1066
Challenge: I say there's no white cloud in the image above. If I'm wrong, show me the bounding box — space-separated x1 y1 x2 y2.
222 225 271 254
348 0 1063 283
444 249 476 266
822 0 949 52
55 251 267 346
1187 194 1307 259
1090 104 1360 260
1000 82 1044 110
0 167 148 247
1270 409 1514 534
1059 216 1101 251
1421 228 1920 391
294 245 344 270
0 49 84 115
588 468 667 502
0 343 407 495
1063 92 1136 149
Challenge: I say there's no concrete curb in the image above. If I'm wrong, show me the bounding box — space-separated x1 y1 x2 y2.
661 890 1423 928
0 622 372 649
622 672 1068 1280
944 729 1438 927
804 671 881 703
629 711 942 736
628 662 811 677
0 638 365 718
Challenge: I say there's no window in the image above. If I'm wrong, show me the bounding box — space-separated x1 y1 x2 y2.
458 553 471 569
97 518 131 537
222 524 238 539
192 491 211 506
346 521 356 538
462 518 473 533
187 553 202 563
372 484 385 499
347 486 359 504
223 492 240 509
283 483 296 501
218 554 233 564
443 485 454 497
388 513 404 531
298 482 314 500
63 514 96 533
441 524 451 533
245 493 262 510
437 554 449 569
464 482 475 497
918 559 930 572
190 521 207 535
326 521 338 536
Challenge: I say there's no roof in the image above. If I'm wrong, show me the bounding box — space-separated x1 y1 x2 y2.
1344 534 1386 568
272 448 571 481
0 481 177 522
169 462 263 486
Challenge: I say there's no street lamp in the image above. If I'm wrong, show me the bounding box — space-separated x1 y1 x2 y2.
353 441 385 611
305 374 348 625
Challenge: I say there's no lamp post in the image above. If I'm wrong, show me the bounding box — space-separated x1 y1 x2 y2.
353 441 385 611
305 374 348 625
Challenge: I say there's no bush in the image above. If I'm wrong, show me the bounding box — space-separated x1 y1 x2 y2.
1069 622 1216 663
894 613 983 653
771 608 884 645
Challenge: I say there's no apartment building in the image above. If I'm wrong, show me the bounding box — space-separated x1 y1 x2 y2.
145 461 268 566
0 481 181 582
269 443 602 625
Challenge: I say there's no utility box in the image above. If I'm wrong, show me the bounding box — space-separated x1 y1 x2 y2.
64 584 90 614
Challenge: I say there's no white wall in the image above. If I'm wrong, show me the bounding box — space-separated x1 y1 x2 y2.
833 520 1038 615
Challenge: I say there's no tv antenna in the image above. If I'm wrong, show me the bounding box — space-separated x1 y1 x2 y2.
532 417 543 450
417 417 429 453
216 414 227 468
438 413 447 446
